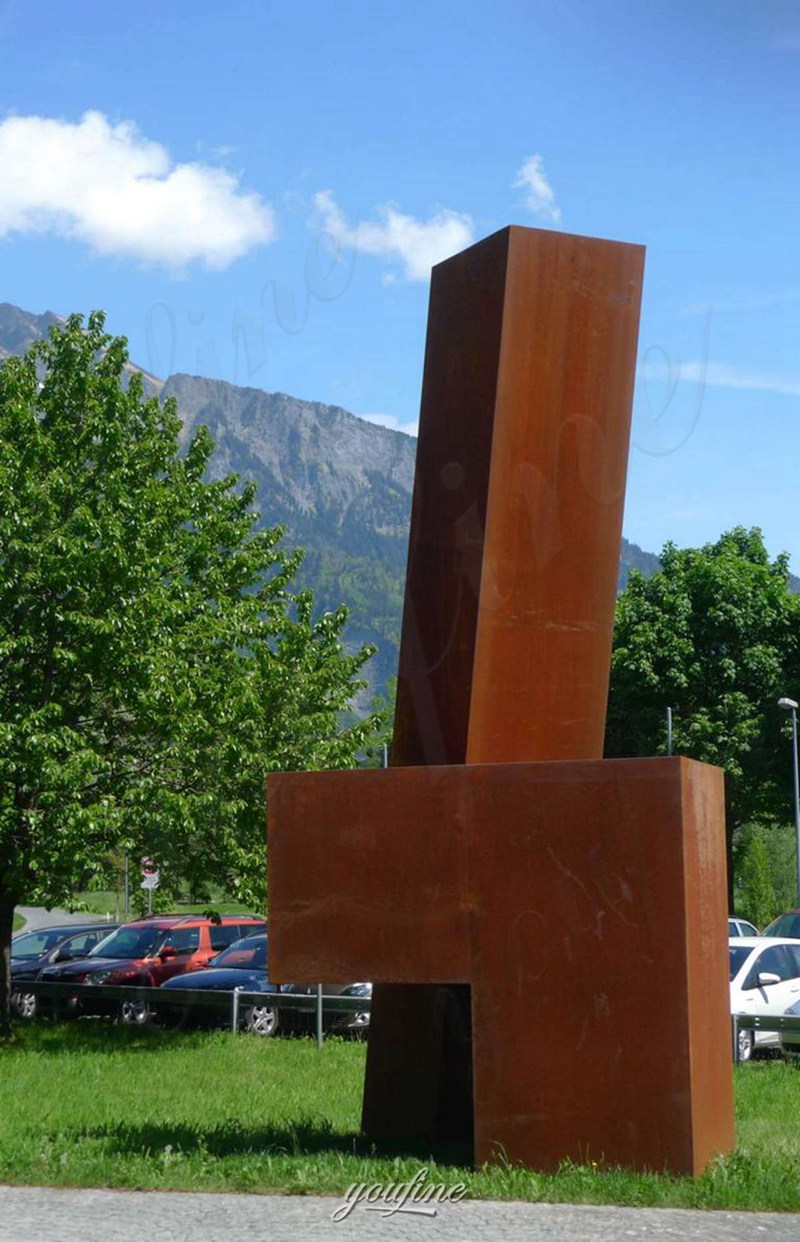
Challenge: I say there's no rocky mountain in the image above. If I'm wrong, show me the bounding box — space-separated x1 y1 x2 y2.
0 302 742 704
160 373 665 697
0 304 163 398
618 538 659 588
162 373 415 698
0 303 63 361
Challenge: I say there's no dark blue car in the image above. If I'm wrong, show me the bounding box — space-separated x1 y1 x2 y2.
159 933 371 1037
158 933 280 1035
11 922 119 1020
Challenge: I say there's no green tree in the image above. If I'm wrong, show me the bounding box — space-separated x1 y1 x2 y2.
359 676 397 768
757 823 798 913
735 826 777 929
605 528 800 901
0 313 379 1034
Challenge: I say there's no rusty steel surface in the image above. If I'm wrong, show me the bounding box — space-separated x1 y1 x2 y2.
393 225 645 769
366 225 649 1154
269 757 733 1174
267 224 734 1174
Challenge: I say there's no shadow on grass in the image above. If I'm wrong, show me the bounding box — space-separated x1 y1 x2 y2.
72 1117 474 1169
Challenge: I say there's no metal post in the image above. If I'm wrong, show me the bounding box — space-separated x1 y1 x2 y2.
792 707 800 905
666 706 673 757
382 742 389 769
316 983 323 1049
147 885 153 917
232 986 242 1033
732 1013 739 1064
123 852 130 920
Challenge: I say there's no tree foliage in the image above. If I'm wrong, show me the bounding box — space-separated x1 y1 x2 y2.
736 826 778 930
605 528 800 897
0 312 379 1033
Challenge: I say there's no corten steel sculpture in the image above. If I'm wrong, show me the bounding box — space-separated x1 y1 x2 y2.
268 225 734 1175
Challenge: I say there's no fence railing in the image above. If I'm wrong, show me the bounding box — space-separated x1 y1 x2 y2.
732 1011 800 1062
22 986 796 1062
11 979 370 1048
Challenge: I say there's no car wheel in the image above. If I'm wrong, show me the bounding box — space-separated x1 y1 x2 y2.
244 1004 279 1038
737 1028 754 1062
11 991 38 1020
120 999 152 1026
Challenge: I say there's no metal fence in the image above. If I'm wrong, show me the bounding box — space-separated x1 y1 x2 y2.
23 986 796 1063
12 980 370 1048
732 1011 800 1062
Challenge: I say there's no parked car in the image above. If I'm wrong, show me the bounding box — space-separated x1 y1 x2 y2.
728 917 759 937
281 981 372 1038
39 913 266 1024
781 996 800 1054
158 933 371 1038
761 910 800 939
729 936 800 1061
11 923 119 1020
158 933 280 1035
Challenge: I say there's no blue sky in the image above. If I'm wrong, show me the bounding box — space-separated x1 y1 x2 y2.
2 1 800 565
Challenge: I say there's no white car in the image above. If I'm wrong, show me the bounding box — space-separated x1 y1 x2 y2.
729 937 800 1061
782 998 800 1055
728 917 758 937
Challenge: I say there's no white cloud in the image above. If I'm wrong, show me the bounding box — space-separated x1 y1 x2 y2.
513 154 561 224
360 411 419 438
312 189 474 282
0 110 275 270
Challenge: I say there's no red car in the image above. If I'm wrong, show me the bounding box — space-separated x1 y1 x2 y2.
40 913 266 1024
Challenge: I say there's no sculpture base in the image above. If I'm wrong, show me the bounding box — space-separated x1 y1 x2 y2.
268 756 734 1175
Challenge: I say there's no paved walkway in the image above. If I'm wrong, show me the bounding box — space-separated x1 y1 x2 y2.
0 1186 797 1242
13 906 111 933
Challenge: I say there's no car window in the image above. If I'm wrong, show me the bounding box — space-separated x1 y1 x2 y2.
746 945 793 986
57 930 105 958
209 924 245 952
729 945 751 980
160 927 200 954
784 944 800 979
11 929 68 959
212 937 267 970
89 925 163 959
741 921 758 936
728 919 741 937
763 914 800 938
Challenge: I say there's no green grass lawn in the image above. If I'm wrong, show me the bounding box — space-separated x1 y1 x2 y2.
71 889 257 919
1 1022 800 1208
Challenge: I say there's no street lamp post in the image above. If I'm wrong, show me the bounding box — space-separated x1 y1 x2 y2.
778 697 800 905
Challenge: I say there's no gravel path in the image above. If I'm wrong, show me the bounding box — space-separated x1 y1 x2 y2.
13 906 111 933
0 1186 797 1242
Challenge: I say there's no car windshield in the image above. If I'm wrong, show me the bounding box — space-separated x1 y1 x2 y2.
211 937 267 970
729 945 751 981
762 913 800 938
89 925 164 959
11 929 68 960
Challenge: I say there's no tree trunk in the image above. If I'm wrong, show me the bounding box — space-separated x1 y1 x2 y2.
0 885 17 1038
